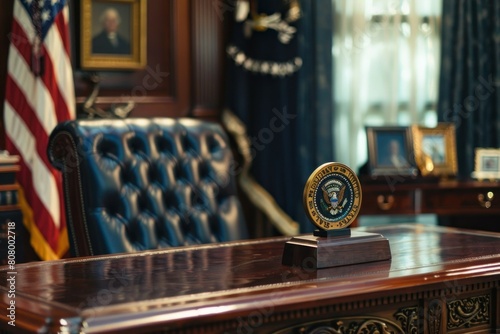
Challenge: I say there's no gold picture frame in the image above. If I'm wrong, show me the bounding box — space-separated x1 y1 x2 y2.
366 126 418 177
472 148 500 181
411 123 458 177
80 0 147 70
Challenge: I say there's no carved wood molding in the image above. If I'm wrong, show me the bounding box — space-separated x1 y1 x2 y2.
427 299 443 334
394 306 419 333
447 295 490 330
202 286 494 334
271 316 405 334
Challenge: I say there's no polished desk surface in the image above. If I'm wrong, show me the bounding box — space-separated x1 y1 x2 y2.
1 224 500 333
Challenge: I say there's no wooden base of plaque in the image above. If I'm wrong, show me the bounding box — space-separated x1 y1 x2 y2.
282 230 391 269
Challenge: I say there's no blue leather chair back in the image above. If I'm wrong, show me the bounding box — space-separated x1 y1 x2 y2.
48 118 248 256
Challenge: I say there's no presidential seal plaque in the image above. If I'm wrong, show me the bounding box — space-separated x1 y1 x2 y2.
282 162 391 269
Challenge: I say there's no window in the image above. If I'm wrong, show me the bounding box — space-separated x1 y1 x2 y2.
332 0 442 171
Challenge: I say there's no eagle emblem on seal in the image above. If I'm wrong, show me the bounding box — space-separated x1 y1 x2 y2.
303 162 362 230
322 180 347 216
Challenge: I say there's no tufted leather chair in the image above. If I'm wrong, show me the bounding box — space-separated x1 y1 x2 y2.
47 118 248 257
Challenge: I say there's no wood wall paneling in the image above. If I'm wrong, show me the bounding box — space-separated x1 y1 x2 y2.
74 0 192 118
191 0 225 119
0 0 14 149
0 0 227 125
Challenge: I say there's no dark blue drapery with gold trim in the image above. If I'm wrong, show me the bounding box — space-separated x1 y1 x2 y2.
225 0 333 232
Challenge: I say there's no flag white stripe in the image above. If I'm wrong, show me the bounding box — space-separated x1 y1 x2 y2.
7 46 34 100
4 102 61 228
62 5 76 118
35 78 58 133
13 1 35 46
4 102 35 168
62 3 70 26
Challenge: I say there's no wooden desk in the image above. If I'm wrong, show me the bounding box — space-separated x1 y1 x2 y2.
1 224 499 333
360 180 500 231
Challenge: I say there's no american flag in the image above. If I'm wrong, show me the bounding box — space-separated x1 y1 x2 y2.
4 0 75 260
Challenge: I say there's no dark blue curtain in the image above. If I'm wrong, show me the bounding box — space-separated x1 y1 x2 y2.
296 0 334 231
437 0 500 179
225 0 333 232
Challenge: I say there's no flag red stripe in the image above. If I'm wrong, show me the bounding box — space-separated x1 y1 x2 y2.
8 20 31 67
40 44 73 122
55 9 71 56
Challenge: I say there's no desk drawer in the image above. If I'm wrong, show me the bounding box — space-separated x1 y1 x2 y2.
422 188 500 215
360 190 416 215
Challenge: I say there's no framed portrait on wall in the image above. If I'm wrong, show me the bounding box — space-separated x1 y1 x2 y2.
80 0 147 70
366 126 418 176
411 123 458 177
472 148 500 181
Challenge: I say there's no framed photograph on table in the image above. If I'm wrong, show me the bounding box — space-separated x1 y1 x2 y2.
411 123 458 177
472 148 500 181
366 126 418 176
80 0 147 70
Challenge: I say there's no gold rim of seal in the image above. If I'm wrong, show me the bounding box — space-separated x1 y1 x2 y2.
302 162 362 230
